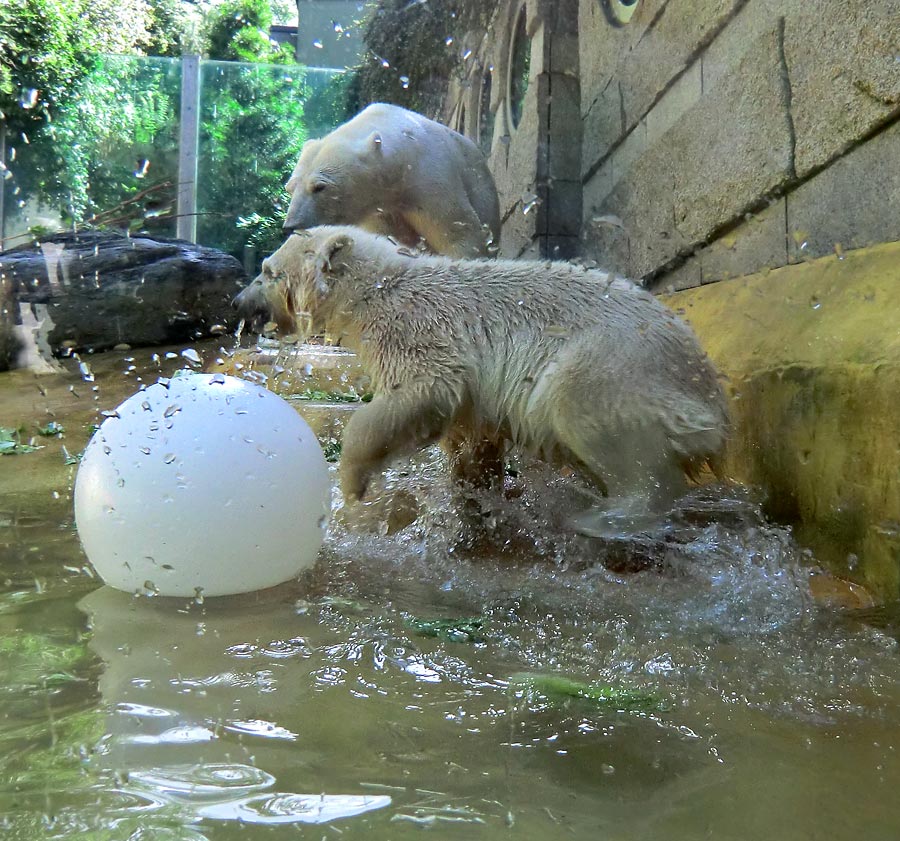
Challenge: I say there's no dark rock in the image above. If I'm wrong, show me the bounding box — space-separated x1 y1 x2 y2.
0 273 22 371
0 230 247 357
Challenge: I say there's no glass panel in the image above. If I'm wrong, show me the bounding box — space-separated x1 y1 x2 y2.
1 55 182 245
196 61 344 259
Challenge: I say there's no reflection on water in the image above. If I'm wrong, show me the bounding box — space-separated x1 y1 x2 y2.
1 350 900 839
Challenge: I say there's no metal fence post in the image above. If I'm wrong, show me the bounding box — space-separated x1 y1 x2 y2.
177 55 200 242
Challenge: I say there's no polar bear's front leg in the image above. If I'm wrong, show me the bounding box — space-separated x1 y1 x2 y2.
404 203 490 259
340 389 455 502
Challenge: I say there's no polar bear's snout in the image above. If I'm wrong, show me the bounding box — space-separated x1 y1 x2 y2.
233 275 301 336
232 278 273 329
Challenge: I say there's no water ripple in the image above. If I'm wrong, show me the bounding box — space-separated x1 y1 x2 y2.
195 792 392 824
128 763 275 800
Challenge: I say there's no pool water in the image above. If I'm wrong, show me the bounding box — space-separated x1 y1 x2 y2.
2 345 899 840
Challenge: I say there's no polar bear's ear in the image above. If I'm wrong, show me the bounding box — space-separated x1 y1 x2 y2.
314 233 353 294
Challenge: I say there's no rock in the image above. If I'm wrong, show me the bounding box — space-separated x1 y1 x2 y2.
0 273 22 371
0 230 247 358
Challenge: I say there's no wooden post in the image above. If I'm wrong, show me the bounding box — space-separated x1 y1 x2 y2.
177 55 200 242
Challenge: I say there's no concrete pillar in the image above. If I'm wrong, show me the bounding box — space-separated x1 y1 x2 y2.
176 55 201 243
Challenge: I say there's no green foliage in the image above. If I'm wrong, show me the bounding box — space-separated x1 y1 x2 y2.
508 672 666 713
303 69 355 138
352 0 501 118
42 54 181 230
36 420 64 436
146 0 196 58
322 438 342 463
292 388 367 402
405 616 485 643
1 0 349 259
0 0 94 142
205 0 292 63
197 59 307 256
0 426 42 454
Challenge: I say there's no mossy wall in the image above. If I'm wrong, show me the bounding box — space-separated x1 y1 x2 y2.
665 242 900 599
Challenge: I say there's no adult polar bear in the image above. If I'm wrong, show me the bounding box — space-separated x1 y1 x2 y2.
234 226 729 532
283 103 501 259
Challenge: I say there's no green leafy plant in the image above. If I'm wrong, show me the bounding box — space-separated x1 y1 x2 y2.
291 388 366 403
0 426 42 454
352 0 501 118
508 672 666 713
405 616 485 643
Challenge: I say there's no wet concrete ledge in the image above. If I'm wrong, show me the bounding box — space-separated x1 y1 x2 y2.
664 241 900 600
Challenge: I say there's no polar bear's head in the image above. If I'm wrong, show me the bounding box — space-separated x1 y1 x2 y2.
283 132 385 233
233 226 402 340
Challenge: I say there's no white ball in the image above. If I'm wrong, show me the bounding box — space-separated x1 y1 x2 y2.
74 373 331 597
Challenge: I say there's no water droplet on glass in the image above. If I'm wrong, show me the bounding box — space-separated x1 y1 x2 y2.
142 580 160 597
163 453 176 464
164 404 181 418
20 88 39 109
522 192 541 215
810 296 821 310
400 76 410 89
181 348 202 366
210 372 226 385
194 587 205 605
313 39 324 49
592 213 625 230
79 361 95 382
445 36 454 45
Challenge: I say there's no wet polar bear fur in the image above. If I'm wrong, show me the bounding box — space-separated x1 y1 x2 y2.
235 226 729 526
283 103 500 259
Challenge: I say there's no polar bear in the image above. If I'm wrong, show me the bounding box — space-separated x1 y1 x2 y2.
234 226 729 529
283 103 500 259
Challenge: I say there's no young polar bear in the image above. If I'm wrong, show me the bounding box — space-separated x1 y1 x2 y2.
235 226 729 530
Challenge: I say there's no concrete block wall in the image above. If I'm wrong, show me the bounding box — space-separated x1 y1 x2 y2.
445 0 582 259
578 0 900 289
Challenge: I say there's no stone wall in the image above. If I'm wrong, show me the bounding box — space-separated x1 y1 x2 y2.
445 0 582 259
445 0 899 272
577 0 900 289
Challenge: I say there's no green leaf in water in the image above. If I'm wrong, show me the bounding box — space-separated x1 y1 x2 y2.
405 616 485 643
0 426 43 454
323 439 342 462
508 672 665 713
291 388 365 403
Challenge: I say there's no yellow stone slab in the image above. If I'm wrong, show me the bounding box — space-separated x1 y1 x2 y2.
665 241 900 599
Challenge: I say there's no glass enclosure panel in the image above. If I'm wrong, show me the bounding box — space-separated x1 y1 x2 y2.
1 55 182 245
196 61 344 258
